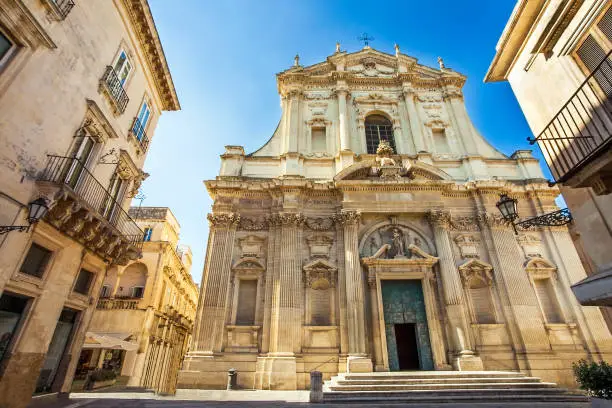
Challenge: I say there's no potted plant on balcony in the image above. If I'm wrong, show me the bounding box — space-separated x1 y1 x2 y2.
573 359 612 407
84 368 117 390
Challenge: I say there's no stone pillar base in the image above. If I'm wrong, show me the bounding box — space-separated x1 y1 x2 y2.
337 150 354 170
346 355 373 373
452 353 484 371
254 354 297 390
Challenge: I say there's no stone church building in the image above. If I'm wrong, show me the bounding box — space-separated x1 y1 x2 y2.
178 45 612 390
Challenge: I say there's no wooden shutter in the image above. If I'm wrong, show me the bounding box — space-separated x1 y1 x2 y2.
597 6 611 42
236 280 257 325
534 279 562 323
577 35 605 71
469 286 496 324
310 289 331 325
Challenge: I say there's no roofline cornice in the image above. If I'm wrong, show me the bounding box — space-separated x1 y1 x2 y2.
120 0 180 111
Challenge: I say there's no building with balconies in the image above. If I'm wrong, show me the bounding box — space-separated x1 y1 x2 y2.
485 1 612 321
78 207 198 395
0 1 179 407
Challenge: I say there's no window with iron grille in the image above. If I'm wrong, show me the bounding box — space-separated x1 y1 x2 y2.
365 114 396 154
73 269 94 295
20 243 52 278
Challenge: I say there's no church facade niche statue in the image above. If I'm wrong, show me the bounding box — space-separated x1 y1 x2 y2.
363 224 430 259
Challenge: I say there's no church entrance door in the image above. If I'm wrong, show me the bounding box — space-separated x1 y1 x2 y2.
394 323 420 370
381 280 434 371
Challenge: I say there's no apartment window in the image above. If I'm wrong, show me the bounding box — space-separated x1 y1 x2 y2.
113 50 132 86
73 269 94 295
133 100 151 141
100 172 125 220
143 227 153 242
235 280 257 325
100 285 111 298
131 286 144 298
574 6 612 95
64 136 96 189
20 243 52 278
432 128 450 154
365 114 396 154
0 292 29 363
534 279 563 323
311 127 326 152
0 30 12 62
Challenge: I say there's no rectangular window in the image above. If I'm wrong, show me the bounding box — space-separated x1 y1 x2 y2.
20 243 52 278
113 50 132 85
143 227 152 242
235 280 257 325
0 292 29 363
0 30 12 62
73 269 94 295
469 286 496 324
133 100 151 141
64 136 96 189
534 279 563 323
432 128 450 153
131 286 144 298
100 285 111 298
311 127 326 152
310 288 331 325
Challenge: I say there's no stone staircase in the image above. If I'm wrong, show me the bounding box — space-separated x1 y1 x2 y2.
322 371 590 406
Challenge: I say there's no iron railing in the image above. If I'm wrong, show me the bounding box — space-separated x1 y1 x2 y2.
130 117 150 152
100 65 129 114
529 51 612 184
38 155 143 247
47 0 75 19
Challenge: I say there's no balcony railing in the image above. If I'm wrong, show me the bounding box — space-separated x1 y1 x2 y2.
97 298 139 310
529 51 612 185
38 155 143 249
129 117 150 152
100 65 129 114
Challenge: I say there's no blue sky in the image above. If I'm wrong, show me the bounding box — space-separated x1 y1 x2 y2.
143 0 542 283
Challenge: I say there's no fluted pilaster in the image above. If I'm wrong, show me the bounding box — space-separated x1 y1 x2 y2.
402 86 425 153
192 213 239 353
268 213 305 354
428 210 472 356
337 89 350 151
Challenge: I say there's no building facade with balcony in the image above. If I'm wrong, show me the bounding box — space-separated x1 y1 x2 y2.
485 1 612 314
79 207 198 395
178 45 612 392
0 1 179 407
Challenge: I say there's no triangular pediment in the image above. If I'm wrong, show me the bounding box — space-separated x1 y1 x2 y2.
303 258 337 272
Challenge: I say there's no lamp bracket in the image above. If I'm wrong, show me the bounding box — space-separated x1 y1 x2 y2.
0 225 29 235
515 208 572 230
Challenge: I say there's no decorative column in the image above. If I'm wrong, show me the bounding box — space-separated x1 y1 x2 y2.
478 211 550 353
367 270 384 371
336 211 372 372
260 213 305 389
443 88 478 155
337 88 350 151
191 213 239 354
428 210 482 370
402 85 425 153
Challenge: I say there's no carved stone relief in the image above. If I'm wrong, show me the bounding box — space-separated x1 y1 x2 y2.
454 234 480 259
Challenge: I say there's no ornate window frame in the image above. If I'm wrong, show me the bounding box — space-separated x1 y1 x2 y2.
303 259 337 326
524 257 567 324
230 257 264 326
458 259 498 324
305 117 332 156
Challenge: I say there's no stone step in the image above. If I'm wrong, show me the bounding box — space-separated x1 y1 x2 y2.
328 382 560 391
333 376 542 386
340 371 527 381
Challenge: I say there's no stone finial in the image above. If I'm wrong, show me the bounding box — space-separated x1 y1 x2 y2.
294 54 300 67
437 56 445 70
394 43 400 56
376 139 395 157
335 42 341 53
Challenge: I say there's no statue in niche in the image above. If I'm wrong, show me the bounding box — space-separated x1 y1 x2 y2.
367 227 428 259
389 228 407 258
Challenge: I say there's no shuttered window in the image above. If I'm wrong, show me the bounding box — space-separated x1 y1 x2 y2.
577 35 605 71
534 279 563 323
597 6 611 42
469 285 496 324
235 280 257 325
310 289 331 325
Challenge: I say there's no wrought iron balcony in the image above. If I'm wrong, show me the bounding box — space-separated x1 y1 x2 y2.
129 117 150 153
99 65 129 114
37 155 143 265
528 51 612 189
45 0 75 20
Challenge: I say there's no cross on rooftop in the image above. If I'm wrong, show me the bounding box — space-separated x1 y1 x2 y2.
358 33 374 47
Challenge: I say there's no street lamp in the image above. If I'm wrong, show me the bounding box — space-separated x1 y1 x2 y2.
495 193 572 234
0 198 49 235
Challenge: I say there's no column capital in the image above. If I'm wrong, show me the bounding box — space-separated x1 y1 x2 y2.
207 212 240 228
333 211 361 225
427 210 451 229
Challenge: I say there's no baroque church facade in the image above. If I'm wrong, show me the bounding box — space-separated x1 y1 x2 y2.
177 45 612 390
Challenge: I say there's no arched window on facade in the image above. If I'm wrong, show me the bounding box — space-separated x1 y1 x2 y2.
365 114 396 154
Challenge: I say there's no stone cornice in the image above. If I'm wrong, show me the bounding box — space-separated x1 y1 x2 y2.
120 0 180 111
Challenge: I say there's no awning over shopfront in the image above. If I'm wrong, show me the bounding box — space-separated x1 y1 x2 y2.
83 332 138 351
